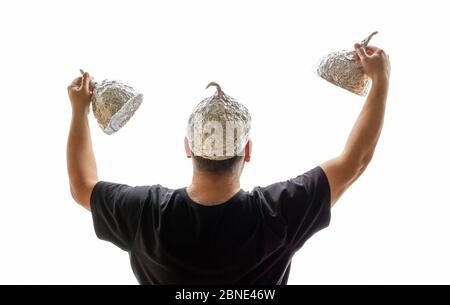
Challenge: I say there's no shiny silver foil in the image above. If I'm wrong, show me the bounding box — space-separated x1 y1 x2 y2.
91 79 143 135
187 82 251 160
316 31 378 96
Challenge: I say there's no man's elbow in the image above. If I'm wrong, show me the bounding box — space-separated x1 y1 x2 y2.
354 152 374 179
69 185 83 204
69 182 95 211
342 151 374 184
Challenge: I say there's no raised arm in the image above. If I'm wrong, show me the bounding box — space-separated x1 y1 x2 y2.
66 72 98 210
321 44 391 206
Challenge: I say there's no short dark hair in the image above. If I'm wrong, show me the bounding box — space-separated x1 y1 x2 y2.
193 156 244 174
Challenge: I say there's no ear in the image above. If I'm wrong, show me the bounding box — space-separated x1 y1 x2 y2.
244 140 252 162
184 137 192 158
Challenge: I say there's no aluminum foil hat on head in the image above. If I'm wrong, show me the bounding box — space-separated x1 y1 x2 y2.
316 31 378 96
187 82 251 160
81 69 143 135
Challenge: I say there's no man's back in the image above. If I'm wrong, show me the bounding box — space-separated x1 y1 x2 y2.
91 167 330 284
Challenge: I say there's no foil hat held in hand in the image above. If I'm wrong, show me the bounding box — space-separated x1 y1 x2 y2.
81 69 143 135
316 31 378 96
187 82 251 160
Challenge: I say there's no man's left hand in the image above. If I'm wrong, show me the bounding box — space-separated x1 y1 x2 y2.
67 72 93 115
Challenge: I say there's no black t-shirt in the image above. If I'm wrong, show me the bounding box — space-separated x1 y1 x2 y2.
90 166 331 284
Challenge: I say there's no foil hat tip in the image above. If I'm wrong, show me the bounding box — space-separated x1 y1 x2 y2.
360 31 378 48
206 82 223 95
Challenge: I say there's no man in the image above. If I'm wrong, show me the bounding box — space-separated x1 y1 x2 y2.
67 43 390 284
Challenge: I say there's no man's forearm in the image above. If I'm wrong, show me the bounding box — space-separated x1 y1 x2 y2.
342 77 389 167
67 111 98 206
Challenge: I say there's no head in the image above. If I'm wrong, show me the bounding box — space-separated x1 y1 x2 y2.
184 137 252 177
185 82 252 178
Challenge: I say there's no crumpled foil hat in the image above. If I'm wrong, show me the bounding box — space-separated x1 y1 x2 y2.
81 70 143 135
187 82 251 160
316 31 378 96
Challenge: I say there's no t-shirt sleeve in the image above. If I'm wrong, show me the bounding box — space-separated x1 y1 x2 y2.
90 181 148 251
257 166 331 252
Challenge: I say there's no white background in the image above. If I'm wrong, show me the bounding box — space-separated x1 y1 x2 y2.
0 0 449 284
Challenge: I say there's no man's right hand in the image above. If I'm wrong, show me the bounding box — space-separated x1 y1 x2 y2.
354 43 391 83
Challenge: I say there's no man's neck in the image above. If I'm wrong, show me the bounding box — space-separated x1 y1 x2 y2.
187 171 241 206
